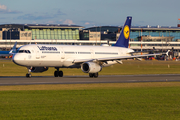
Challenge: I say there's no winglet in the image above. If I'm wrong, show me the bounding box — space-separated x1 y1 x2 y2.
166 50 170 56
114 16 132 48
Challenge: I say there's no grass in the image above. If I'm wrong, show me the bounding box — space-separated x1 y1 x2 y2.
1 60 180 76
1 60 180 119
0 83 180 120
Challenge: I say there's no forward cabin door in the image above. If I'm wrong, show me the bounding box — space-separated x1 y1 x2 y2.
60 47 65 62
33 46 42 66
34 46 40 59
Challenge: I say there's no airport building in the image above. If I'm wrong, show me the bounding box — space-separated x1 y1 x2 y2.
1 23 180 43
1 23 180 54
0 24 83 40
81 25 180 58
82 25 180 42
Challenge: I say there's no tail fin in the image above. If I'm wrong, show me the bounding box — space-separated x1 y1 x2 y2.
9 41 17 54
114 16 132 48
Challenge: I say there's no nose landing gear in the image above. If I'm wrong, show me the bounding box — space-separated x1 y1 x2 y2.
26 68 32 78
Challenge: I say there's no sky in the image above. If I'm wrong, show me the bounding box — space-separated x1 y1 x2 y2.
0 0 180 28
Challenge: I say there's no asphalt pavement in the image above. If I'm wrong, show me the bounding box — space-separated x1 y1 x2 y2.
0 74 180 86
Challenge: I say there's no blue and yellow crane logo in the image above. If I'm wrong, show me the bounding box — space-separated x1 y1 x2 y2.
123 25 130 39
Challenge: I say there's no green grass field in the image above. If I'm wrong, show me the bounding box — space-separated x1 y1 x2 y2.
1 60 180 76
0 83 180 120
1 60 180 119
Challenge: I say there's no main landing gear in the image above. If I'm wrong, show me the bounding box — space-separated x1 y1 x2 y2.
89 73 98 78
54 67 63 77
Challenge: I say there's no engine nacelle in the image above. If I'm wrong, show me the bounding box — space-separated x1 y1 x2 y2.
81 62 102 73
31 67 49 73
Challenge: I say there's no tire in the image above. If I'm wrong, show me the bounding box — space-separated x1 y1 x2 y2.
89 73 94 78
26 73 31 78
93 73 98 78
54 71 58 77
58 71 63 77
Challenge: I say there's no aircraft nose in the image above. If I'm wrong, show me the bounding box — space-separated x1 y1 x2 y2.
12 54 22 65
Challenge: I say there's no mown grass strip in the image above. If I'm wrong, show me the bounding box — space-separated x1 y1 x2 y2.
0 82 180 91
0 83 180 120
1 60 180 76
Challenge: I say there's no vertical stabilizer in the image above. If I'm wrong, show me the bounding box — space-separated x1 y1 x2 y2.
114 16 132 48
9 41 17 54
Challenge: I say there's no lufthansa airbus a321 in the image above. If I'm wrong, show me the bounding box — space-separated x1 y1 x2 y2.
12 17 160 78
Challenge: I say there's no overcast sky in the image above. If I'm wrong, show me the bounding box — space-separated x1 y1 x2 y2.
0 0 180 28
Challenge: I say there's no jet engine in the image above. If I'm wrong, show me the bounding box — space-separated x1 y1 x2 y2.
81 62 102 73
31 67 49 73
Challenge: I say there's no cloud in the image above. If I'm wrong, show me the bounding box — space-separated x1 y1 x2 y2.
32 21 37 24
56 9 66 15
0 4 21 14
85 22 90 25
63 19 75 25
0 4 7 10
80 20 94 25
16 9 66 21
47 21 55 24
59 19 63 22
17 14 54 20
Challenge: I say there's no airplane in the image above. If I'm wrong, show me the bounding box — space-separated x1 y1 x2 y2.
12 16 161 78
0 42 17 57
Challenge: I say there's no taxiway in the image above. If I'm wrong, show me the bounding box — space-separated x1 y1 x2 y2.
0 74 180 86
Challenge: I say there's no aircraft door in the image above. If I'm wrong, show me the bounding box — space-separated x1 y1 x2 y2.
90 49 94 59
36 51 40 59
118 48 123 56
34 47 40 59
118 48 126 56
60 47 65 62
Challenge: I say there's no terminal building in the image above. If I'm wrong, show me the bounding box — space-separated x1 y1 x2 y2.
0 24 83 40
81 25 180 58
1 23 180 53
82 25 180 42
1 23 180 43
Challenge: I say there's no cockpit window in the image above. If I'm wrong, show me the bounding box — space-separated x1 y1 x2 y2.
18 50 31 53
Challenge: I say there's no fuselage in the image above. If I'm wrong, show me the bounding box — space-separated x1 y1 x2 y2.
12 44 134 68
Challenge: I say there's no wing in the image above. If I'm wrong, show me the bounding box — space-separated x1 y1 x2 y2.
73 53 161 64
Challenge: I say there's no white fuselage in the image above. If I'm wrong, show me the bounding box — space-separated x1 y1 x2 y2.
13 44 134 68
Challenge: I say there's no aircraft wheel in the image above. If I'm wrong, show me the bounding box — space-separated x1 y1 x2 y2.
93 73 98 78
26 73 31 78
58 71 63 77
89 73 94 78
54 71 58 77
